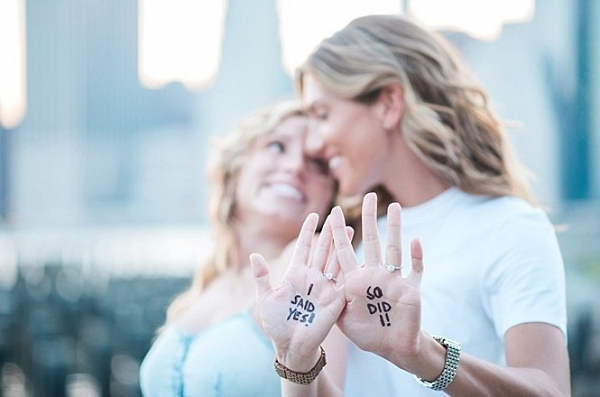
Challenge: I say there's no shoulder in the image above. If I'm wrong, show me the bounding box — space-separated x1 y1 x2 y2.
139 325 195 395
458 193 555 239
488 196 557 246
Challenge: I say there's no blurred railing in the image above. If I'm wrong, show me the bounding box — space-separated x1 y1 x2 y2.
0 226 207 397
0 207 599 396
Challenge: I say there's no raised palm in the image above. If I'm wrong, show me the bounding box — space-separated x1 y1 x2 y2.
251 213 346 362
330 193 424 360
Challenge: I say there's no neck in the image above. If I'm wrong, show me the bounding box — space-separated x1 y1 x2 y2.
233 220 294 274
383 136 450 207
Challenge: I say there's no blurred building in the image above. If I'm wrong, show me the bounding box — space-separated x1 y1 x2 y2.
1 0 599 230
0 0 599 396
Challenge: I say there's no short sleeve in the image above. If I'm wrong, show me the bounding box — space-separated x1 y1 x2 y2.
483 209 567 339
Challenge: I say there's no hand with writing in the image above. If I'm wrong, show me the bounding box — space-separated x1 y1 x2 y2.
250 213 347 371
331 192 425 368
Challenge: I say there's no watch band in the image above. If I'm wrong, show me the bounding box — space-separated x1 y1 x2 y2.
413 336 461 391
274 346 327 385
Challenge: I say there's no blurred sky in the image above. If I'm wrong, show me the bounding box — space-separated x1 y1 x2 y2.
0 0 599 277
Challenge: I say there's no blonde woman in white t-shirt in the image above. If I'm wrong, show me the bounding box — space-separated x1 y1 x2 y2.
250 15 570 397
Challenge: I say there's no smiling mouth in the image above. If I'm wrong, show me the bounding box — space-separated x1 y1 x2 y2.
328 156 342 171
269 183 304 202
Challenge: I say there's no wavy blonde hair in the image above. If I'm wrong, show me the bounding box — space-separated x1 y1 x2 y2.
296 14 534 203
164 99 313 325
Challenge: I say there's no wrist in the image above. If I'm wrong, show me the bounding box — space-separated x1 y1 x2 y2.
408 332 448 380
382 331 445 378
413 335 461 391
274 346 323 373
274 346 327 385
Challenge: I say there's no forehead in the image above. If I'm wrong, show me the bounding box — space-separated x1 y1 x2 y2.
302 75 356 116
270 115 308 137
255 115 308 143
301 74 332 107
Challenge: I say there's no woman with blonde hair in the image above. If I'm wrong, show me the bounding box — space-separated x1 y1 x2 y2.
139 99 341 396
251 15 570 396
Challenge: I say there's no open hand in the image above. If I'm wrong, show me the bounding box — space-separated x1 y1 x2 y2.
250 213 346 368
331 192 425 362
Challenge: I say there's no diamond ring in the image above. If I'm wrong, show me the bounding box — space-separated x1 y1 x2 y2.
323 272 337 281
382 263 402 273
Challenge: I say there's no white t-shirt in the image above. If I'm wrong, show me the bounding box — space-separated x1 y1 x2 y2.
344 188 567 396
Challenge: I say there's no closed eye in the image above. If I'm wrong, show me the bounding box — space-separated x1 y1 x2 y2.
315 112 328 121
308 106 328 121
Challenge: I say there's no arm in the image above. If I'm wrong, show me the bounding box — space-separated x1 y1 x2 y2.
442 323 570 396
250 213 347 397
331 192 571 397
139 326 193 397
285 325 348 397
380 324 570 397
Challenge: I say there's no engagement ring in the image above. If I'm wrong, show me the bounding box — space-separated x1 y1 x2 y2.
323 272 337 281
382 263 402 273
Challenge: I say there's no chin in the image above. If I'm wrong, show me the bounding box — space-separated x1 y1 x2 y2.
338 174 380 200
261 207 306 226
338 181 363 201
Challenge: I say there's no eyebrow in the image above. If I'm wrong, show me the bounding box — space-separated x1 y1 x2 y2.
268 126 302 140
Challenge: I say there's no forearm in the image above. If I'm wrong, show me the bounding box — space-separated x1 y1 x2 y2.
280 371 343 397
445 353 569 397
276 345 344 397
382 332 570 397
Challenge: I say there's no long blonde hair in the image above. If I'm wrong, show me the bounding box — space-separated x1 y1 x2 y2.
297 14 534 203
164 99 310 325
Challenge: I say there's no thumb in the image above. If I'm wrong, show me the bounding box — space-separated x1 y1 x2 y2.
250 253 273 305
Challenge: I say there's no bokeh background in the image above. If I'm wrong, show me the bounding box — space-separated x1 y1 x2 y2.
0 0 599 396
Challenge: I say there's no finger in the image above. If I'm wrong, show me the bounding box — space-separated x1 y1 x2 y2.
346 225 355 243
331 226 354 284
324 240 338 276
290 213 319 267
385 202 402 268
330 206 359 273
310 214 332 271
408 238 424 287
361 192 381 267
250 253 273 306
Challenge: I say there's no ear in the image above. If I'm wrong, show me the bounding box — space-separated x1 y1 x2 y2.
377 84 404 131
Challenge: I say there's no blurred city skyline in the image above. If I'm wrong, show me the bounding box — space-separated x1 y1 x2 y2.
0 1 599 396
0 0 597 232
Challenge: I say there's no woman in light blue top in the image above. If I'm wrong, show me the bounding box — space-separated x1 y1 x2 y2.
139 99 340 396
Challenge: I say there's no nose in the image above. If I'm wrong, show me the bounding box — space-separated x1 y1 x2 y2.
304 121 325 158
281 146 307 175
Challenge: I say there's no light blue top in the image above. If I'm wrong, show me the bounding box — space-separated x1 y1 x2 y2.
139 310 280 397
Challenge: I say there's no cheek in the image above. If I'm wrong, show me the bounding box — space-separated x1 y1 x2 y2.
326 119 348 143
328 114 368 150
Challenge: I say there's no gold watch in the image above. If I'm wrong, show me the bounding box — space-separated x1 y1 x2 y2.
274 346 327 385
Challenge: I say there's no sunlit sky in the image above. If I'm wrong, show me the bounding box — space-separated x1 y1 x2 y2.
138 0 227 90
409 0 535 41
0 0 27 129
0 0 535 127
277 0 403 75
